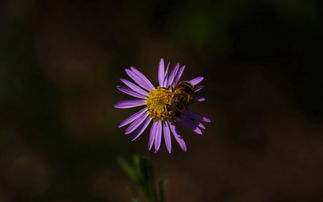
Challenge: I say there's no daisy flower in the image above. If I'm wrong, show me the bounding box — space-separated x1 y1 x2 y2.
114 58 211 153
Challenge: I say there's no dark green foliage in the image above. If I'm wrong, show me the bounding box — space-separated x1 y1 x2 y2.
118 155 166 202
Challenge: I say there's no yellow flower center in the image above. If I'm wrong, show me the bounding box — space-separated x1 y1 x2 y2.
146 87 192 121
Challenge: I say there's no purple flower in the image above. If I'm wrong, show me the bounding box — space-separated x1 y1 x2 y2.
114 58 211 153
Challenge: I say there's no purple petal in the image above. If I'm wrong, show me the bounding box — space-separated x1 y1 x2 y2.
162 62 170 87
163 121 172 153
196 97 206 102
178 115 203 135
118 108 147 128
154 121 162 152
130 67 155 90
158 58 165 87
131 117 152 141
196 121 206 129
183 111 211 123
125 68 154 91
114 99 146 109
167 63 179 87
189 76 204 86
173 65 185 86
148 121 158 150
125 112 148 134
168 121 187 152
191 119 206 129
180 111 206 129
194 85 204 92
120 78 148 96
116 86 147 99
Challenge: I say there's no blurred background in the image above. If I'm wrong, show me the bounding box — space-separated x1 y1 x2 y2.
1 0 323 201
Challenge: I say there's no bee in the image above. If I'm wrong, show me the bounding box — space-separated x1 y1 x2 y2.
166 81 196 117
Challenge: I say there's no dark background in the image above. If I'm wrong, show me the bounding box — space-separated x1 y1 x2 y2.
1 0 323 201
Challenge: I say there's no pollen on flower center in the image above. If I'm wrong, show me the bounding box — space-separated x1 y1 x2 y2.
145 87 177 121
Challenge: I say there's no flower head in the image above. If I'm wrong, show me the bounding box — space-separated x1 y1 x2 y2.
114 58 211 153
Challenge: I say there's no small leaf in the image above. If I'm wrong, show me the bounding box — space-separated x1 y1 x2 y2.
131 198 141 202
117 156 138 182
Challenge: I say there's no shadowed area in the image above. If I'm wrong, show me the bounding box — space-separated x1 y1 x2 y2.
1 0 323 201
